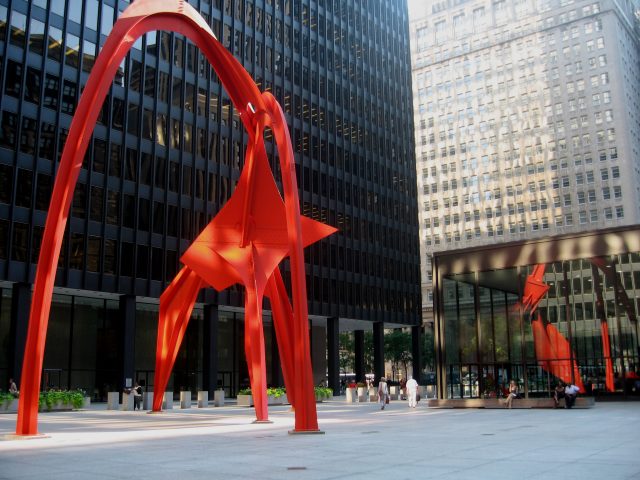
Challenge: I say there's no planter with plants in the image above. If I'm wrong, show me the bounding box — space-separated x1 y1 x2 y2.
267 387 287 405
39 389 86 412
314 387 332 402
237 387 289 406
1 389 87 413
237 388 254 407
0 392 19 413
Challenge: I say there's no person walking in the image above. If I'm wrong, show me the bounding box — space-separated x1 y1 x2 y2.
406 376 419 408
377 377 389 410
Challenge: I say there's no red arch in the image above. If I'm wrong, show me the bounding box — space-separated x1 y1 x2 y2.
16 0 317 435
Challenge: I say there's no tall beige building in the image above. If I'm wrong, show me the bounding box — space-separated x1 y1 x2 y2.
409 0 640 324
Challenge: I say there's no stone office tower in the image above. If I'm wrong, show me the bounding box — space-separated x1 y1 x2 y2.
410 0 640 325
0 0 419 395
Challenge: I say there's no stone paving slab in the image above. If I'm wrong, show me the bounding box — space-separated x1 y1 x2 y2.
0 400 638 479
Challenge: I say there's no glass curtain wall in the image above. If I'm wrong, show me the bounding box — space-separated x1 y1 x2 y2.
0 288 11 387
440 255 640 399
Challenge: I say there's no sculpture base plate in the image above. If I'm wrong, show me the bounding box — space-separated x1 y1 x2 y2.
288 429 325 435
252 420 274 424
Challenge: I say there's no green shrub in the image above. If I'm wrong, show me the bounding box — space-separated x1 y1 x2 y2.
314 387 333 399
267 387 286 398
38 390 86 411
237 388 252 396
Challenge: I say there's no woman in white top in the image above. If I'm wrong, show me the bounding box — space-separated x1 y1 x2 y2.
377 377 389 410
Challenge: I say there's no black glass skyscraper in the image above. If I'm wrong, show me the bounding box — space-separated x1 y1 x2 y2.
0 0 419 397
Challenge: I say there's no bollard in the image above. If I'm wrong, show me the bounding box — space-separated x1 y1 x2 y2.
107 392 119 410
346 387 355 403
197 391 208 408
214 389 225 407
143 391 154 410
180 390 191 409
389 386 399 401
163 391 173 410
121 392 134 411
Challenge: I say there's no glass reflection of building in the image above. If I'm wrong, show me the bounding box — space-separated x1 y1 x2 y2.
433 226 640 399
0 0 421 399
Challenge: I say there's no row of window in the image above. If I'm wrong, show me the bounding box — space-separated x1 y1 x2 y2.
422 147 618 179
424 184 623 220
422 180 624 215
425 206 625 246
0 219 417 314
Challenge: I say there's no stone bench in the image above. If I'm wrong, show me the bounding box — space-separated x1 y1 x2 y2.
427 397 595 409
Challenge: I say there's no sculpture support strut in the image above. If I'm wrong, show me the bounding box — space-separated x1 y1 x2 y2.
16 0 334 436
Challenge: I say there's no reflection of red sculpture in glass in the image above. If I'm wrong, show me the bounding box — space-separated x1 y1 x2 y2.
524 265 584 391
16 0 334 436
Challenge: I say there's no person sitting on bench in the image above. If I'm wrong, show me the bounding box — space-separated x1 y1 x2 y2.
564 383 580 408
553 381 565 408
503 380 519 409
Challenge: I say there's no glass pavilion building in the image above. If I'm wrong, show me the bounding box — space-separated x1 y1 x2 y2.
433 225 640 400
0 0 420 399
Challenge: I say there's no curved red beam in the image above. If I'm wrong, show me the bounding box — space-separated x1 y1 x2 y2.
16 0 322 435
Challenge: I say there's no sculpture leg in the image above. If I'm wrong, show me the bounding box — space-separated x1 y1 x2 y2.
152 266 203 412
244 280 269 422
266 269 297 408
264 93 319 431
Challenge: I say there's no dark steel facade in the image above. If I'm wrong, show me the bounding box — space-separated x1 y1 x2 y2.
0 0 420 395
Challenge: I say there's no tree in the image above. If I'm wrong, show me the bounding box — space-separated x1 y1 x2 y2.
363 331 374 376
338 332 354 375
421 330 435 372
384 329 412 379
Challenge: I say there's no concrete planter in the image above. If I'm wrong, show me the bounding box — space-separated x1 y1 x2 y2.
368 387 378 402
2 396 88 414
237 394 253 407
346 387 356 403
357 387 366 402
1 398 18 413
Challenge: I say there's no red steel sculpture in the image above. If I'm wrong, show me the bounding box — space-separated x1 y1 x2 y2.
16 0 334 436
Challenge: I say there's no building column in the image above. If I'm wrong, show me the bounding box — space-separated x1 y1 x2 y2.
412 325 422 382
327 317 339 396
354 330 365 382
203 303 219 393
119 295 136 391
9 283 31 385
373 322 384 381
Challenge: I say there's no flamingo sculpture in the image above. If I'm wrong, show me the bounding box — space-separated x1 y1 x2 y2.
15 0 334 436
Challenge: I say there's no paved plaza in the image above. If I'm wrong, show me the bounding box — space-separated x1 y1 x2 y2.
0 399 638 479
